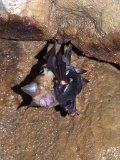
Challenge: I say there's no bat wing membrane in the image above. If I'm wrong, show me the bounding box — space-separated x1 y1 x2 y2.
63 43 72 66
47 42 67 82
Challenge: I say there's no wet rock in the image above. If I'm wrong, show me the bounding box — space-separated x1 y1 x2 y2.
0 39 120 160
0 0 120 64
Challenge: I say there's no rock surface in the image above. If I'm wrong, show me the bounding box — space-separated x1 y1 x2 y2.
0 0 120 64
0 39 120 160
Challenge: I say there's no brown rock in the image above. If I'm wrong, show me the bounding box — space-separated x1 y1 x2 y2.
0 0 57 40
0 39 120 160
0 0 120 64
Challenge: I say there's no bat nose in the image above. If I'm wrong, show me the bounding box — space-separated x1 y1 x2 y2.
21 82 37 96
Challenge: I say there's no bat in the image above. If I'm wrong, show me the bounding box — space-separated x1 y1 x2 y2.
46 40 88 116
21 39 88 116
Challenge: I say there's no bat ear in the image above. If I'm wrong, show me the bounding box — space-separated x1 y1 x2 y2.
74 67 87 74
21 82 37 96
63 43 72 65
81 77 89 86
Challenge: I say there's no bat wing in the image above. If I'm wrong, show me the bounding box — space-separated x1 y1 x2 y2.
56 51 67 82
63 43 72 66
46 41 57 73
47 42 67 83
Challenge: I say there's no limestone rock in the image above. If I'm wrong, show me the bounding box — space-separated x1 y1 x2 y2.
0 0 57 40
0 0 120 64
0 39 120 160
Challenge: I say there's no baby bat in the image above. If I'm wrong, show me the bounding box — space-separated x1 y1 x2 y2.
21 40 88 116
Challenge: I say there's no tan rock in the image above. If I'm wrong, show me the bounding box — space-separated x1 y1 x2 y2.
0 39 120 160
0 0 120 63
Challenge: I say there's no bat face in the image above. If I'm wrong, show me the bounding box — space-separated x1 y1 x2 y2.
21 68 58 108
21 39 88 116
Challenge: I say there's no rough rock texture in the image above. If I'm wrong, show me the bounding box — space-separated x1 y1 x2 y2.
0 0 120 64
0 0 56 40
0 39 120 160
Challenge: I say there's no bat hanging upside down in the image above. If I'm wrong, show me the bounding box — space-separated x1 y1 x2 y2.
21 39 88 116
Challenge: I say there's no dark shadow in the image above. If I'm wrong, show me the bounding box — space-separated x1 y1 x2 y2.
54 105 67 117
72 44 84 56
111 63 120 70
89 56 120 71
72 43 120 71
12 84 32 108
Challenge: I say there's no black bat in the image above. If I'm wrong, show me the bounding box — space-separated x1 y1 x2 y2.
47 40 88 116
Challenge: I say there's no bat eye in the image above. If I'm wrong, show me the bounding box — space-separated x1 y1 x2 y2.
69 78 73 82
